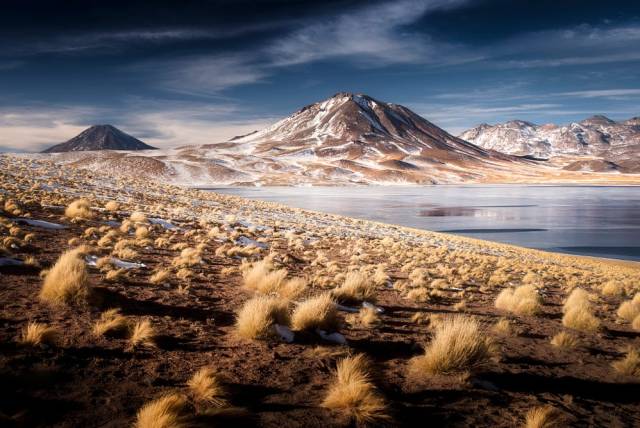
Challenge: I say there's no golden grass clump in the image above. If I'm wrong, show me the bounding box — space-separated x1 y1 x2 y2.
410 316 494 375
104 200 119 212
130 211 148 223
601 280 624 297
332 271 376 303
525 405 562 428
134 393 189 428
550 331 579 349
129 319 156 348
93 309 129 336
187 367 228 407
172 247 202 268
291 293 339 332
495 284 542 316
135 226 150 239
617 293 640 322
235 295 289 340
65 198 94 220
241 258 288 294
346 306 380 328
612 349 640 377
491 318 512 336
39 248 90 305
632 314 640 331
150 269 171 285
321 354 388 425
562 289 600 332
19 322 59 346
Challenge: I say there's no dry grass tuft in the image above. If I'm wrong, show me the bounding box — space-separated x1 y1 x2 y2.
562 307 600 332
321 354 388 425
410 316 494 375
346 306 381 329
550 331 579 349
150 269 171 285
495 284 541 316
19 322 59 346
40 248 91 305
130 211 148 223
291 293 339 332
235 295 289 340
525 405 562 428
332 271 376 303
129 319 156 349
241 258 288 294
134 393 189 428
612 349 640 377
104 200 119 212
65 198 94 220
187 367 228 408
491 318 512 336
617 293 640 322
93 309 129 336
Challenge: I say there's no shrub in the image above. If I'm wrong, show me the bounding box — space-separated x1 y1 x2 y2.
291 294 339 332
65 198 94 220
321 354 388 424
495 284 541 316
19 322 59 346
187 367 228 408
410 316 494 375
235 296 289 340
134 393 189 428
39 248 90 305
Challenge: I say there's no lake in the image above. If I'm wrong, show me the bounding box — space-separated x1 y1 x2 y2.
209 185 640 261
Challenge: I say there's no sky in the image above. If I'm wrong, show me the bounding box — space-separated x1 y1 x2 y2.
1 0 639 152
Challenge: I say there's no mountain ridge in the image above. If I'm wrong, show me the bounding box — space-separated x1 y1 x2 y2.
42 124 156 153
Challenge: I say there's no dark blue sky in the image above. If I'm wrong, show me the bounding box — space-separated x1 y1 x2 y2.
1 0 639 151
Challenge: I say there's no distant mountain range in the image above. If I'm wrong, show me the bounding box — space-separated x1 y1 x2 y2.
42 124 156 153
459 116 640 164
34 94 640 184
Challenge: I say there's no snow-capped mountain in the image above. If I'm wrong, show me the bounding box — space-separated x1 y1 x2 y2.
42 93 527 185
42 124 157 153
459 115 640 160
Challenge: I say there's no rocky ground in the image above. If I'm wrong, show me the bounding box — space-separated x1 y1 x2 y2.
1 155 639 427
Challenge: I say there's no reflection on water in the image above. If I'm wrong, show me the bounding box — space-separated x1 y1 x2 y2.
209 185 640 261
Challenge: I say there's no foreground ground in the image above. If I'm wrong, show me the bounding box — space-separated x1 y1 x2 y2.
1 155 639 427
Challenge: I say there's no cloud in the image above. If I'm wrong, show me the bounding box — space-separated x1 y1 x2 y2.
557 89 640 98
266 0 470 66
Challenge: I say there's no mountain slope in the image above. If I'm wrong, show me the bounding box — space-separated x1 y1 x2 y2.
42 124 156 153
459 116 640 160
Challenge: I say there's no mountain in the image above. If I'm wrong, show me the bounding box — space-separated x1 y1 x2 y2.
42 124 156 153
39 94 640 185
459 116 640 161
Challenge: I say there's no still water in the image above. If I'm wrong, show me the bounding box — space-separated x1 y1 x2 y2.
210 185 640 261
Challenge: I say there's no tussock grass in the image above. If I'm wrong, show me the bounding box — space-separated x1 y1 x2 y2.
332 271 376 303
93 309 129 336
40 248 91 305
150 269 171 285
495 284 541 316
129 319 156 348
491 318 512 336
550 331 579 349
241 258 287 294
20 322 59 346
410 316 494 375
346 306 380 328
617 293 640 322
235 296 289 339
134 393 189 428
187 367 228 407
562 289 600 332
130 211 148 223
525 405 562 428
172 247 202 268
65 198 94 220
291 293 339 331
321 354 388 425
612 349 640 377
104 200 119 211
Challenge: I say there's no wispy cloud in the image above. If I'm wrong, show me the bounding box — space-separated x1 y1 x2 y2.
266 0 471 66
557 89 640 98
